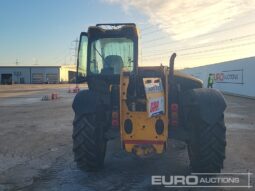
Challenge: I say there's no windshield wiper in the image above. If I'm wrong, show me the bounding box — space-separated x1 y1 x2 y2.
94 47 104 61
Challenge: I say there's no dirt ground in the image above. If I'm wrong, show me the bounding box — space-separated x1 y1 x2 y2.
0 84 254 191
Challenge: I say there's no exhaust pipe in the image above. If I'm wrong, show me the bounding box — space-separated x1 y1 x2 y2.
169 53 176 83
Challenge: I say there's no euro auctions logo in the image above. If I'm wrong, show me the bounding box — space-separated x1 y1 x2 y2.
213 69 244 84
152 175 198 187
151 173 253 188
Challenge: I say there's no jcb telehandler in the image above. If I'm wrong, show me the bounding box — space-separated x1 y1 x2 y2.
72 23 226 172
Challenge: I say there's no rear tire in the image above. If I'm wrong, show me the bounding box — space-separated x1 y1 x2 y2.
188 115 226 173
72 113 107 171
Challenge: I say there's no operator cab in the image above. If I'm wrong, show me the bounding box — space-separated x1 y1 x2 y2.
76 23 138 84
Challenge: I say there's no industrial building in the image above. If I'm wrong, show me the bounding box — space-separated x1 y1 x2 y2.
0 65 76 84
181 56 255 98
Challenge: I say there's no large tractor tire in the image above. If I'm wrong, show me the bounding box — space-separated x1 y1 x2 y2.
187 114 226 173
72 113 107 171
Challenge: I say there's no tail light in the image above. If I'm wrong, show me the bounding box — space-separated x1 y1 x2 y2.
112 111 119 127
171 103 178 126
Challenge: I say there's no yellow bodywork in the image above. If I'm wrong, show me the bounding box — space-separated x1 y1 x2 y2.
120 67 169 157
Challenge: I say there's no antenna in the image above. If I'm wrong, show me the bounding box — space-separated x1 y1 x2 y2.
70 38 79 65
15 59 19 66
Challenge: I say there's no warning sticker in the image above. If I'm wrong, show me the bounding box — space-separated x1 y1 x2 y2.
148 96 164 117
144 78 163 94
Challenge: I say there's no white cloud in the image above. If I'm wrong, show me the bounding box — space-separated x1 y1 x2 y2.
103 0 255 40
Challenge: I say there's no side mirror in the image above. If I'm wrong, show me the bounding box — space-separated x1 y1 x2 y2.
76 75 87 83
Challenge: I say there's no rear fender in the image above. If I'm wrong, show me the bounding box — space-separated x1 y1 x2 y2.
183 88 227 125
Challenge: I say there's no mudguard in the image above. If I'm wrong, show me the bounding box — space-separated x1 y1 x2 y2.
72 90 101 117
183 88 227 125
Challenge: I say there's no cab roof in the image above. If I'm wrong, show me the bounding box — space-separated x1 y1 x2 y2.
87 23 138 40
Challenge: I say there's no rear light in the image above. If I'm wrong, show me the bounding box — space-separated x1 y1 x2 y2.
171 118 178 126
171 103 178 126
112 119 119 126
112 111 119 127
171 104 178 112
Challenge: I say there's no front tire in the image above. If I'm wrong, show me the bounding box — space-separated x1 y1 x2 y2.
188 115 226 173
72 113 107 171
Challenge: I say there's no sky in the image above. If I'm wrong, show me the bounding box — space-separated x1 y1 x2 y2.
0 0 255 69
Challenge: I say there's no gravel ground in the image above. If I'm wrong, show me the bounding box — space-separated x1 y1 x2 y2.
0 85 254 191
